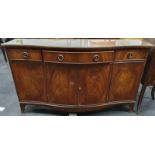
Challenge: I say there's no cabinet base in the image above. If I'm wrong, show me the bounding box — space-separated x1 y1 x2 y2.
19 101 135 114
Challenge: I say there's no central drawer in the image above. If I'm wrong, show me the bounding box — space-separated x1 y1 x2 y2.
43 50 114 64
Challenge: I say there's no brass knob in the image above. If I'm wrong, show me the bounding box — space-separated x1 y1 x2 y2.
93 54 100 62
127 52 133 59
23 51 29 59
58 54 64 61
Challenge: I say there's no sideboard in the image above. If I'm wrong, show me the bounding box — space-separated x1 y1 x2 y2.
2 39 153 113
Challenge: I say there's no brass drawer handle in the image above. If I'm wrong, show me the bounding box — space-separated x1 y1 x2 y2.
57 54 64 61
93 54 100 62
23 51 29 59
127 52 133 59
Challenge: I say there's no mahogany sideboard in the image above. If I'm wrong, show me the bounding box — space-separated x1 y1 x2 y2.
2 39 153 113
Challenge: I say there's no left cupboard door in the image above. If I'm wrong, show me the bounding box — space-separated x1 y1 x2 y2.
10 61 47 102
7 49 47 102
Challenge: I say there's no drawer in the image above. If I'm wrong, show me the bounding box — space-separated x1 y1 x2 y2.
115 49 148 61
43 51 114 64
6 49 42 61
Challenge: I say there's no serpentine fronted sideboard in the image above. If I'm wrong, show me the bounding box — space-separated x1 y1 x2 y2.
2 39 153 113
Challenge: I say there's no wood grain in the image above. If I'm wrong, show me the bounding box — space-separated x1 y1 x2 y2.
43 51 114 64
78 64 111 105
10 61 46 102
109 62 145 102
7 49 42 61
46 64 78 105
115 49 148 61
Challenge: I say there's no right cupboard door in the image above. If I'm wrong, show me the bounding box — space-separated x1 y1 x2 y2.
109 62 145 102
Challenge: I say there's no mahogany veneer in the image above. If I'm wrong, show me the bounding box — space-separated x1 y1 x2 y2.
2 39 153 113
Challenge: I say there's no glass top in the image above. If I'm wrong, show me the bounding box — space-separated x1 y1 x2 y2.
2 39 153 48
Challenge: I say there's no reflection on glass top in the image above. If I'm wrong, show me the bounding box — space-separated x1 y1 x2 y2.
2 39 153 48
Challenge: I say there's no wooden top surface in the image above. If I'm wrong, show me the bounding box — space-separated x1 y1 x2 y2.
1 39 153 49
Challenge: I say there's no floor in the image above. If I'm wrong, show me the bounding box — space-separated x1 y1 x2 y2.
0 49 155 116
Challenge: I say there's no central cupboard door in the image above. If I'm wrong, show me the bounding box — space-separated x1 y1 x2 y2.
78 64 111 105
46 64 78 105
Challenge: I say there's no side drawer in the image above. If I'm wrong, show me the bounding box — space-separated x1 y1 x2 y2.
43 50 114 64
115 49 148 61
6 49 42 61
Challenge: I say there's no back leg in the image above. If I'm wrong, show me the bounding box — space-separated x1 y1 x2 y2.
151 85 155 100
137 85 147 114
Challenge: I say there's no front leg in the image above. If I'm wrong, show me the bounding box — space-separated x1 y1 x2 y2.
20 104 25 113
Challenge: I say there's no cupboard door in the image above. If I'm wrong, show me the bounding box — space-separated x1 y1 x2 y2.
46 64 78 105
10 61 46 102
78 64 111 105
109 62 144 102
